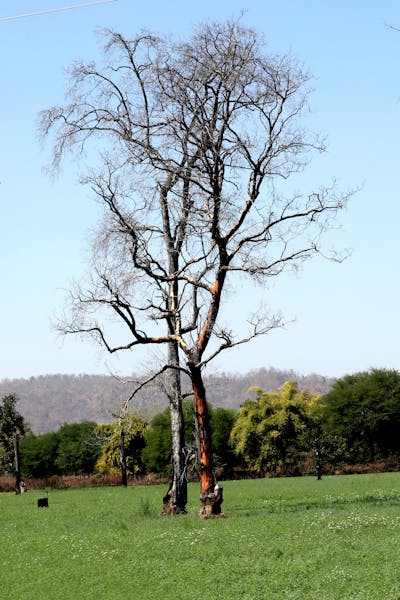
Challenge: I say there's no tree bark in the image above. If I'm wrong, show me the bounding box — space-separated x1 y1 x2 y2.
161 341 188 514
189 363 223 518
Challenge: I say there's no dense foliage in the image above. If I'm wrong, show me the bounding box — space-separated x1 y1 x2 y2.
20 432 59 478
322 368 400 463
20 422 100 478
230 382 320 476
0 394 26 475
210 408 239 476
142 408 175 476
142 400 196 476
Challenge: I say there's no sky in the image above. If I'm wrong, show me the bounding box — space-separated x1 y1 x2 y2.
1 0 400 381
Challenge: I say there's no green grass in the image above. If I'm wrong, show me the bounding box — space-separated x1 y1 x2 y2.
1 473 400 599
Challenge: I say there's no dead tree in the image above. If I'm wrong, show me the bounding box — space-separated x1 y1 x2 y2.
40 20 351 516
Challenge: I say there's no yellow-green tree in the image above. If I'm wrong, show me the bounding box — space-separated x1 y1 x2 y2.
230 382 320 476
95 413 147 483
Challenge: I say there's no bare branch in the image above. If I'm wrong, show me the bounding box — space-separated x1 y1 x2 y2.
199 312 284 368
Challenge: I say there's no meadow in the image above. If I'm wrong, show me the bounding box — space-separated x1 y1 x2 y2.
1 473 400 599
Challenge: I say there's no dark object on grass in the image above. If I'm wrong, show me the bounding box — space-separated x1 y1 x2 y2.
37 498 48 508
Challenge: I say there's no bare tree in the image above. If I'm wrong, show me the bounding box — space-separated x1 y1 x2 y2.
40 20 351 516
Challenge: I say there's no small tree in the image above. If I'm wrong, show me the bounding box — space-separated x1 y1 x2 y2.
0 394 27 492
41 20 350 515
230 382 319 476
95 413 147 483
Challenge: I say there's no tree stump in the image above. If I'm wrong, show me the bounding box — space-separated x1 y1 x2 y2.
161 490 186 515
199 484 224 519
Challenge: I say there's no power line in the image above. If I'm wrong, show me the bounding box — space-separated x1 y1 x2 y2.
0 1 116 22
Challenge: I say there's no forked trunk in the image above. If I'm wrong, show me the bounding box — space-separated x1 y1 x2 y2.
162 341 187 514
189 363 223 518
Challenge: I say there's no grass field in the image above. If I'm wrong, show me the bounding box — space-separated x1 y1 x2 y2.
1 473 400 599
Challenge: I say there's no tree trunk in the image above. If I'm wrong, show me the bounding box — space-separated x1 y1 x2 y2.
119 427 128 487
189 363 223 518
314 436 323 480
162 341 187 514
13 432 24 494
315 448 322 481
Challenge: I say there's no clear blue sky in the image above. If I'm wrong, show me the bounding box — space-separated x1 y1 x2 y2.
1 0 400 380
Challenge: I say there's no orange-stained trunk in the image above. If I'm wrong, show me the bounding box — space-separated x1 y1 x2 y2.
189 363 215 497
189 363 224 517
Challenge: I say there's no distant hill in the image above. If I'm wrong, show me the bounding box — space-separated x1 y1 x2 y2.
0 368 335 434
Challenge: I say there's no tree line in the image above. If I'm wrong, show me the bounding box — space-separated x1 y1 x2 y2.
2 369 400 489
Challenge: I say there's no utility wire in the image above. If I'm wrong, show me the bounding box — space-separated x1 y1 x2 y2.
0 1 116 22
